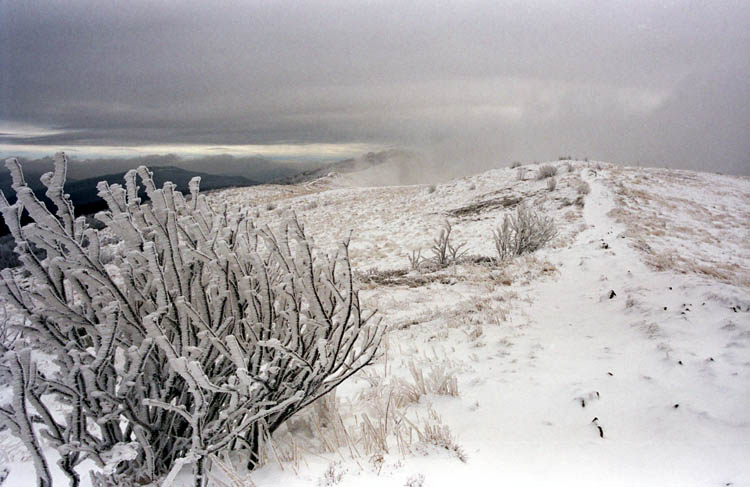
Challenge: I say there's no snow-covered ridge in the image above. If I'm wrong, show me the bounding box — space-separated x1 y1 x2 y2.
2 160 748 486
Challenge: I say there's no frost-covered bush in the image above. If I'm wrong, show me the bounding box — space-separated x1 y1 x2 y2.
0 153 382 487
576 181 591 195
537 165 557 179
493 206 557 261
546 177 557 192
430 221 467 268
0 305 18 387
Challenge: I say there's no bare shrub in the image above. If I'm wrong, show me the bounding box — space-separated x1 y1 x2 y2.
493 206 557 261
408 249 423 271
537 164 557 179
430 221 468 268
0 153 383 487
546 177 557 192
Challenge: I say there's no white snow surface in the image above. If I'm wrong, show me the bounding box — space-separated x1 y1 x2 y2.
2 161 749 486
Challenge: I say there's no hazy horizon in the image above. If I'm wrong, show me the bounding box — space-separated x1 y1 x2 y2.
2 0 748 176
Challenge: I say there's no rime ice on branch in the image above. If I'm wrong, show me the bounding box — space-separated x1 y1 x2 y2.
0 152 383 487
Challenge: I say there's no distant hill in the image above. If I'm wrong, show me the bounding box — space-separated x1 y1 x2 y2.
0 154 328 187
0 166 258 235
275 149 413 184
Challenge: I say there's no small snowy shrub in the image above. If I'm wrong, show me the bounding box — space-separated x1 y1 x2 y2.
0 153 383 487
430 221 468 268
510 161 522 169
537 164 557 179
493 206 557 261
546 177 557 192
576 181 591 195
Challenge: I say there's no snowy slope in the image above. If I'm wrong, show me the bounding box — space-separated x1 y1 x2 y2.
2 161 749 487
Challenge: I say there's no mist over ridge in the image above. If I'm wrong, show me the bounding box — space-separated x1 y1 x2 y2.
2 1 748 176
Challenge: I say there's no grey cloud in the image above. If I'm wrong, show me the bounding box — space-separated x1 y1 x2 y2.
1 0 748 175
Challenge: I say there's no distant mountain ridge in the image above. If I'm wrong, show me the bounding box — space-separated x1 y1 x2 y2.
0 153 328 186
0 149 405 235
275 149 413 184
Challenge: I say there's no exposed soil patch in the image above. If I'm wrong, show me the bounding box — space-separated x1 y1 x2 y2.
355 268 458 288
449 189 527 217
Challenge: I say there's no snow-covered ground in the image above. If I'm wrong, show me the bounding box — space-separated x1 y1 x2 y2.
2 161 749 486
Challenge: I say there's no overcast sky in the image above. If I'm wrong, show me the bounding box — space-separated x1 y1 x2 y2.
1 0 748 174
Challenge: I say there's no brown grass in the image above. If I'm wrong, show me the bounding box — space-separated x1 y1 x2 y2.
607 168 750 288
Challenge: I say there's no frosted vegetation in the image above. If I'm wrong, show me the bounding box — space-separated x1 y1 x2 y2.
493 206 557 261
0 153 383 487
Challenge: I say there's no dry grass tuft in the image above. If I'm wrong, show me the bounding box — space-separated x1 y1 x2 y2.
397 363 459 402
413 409 467 462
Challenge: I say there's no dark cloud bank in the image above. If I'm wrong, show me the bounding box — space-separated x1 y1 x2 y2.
1 0 748 176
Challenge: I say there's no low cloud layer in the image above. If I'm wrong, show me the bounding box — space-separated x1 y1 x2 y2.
1 0 748 175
